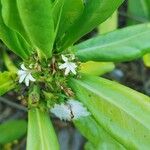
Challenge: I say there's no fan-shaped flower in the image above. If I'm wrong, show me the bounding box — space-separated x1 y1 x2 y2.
59 55 77 76
18 64 36 87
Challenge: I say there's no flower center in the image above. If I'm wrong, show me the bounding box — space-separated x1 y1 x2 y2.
17 54 79 109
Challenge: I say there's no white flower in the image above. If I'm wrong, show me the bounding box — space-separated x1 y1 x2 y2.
50 99 90 121
50 103 71 121
67 100 90 119
59 55 77 76
18 64 36 87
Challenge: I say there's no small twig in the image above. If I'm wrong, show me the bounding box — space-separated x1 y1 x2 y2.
0 97 27 112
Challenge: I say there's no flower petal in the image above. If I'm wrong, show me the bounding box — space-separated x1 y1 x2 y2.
70 63 77 68
19 73 27 83
51 104 71 121
59 63 68 69
25 75 30 86
18 70 26 76
69 63 77 75
61 55 68 62
28 73 36 82
65 67 70 76
71 69 76 75
21 64 28 71
50 100 90 121
67 100 90 120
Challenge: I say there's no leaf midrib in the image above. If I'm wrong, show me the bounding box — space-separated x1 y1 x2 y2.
77 80 150 130
140 0 149 18
36 109 49 150
76 27 150 53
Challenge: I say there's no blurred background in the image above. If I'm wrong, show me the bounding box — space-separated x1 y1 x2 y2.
1 0 150 149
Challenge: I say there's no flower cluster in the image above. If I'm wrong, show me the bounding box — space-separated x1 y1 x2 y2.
18 54 77 87
17 55 88 122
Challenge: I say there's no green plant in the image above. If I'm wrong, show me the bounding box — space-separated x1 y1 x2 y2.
0 120 27 145
0 0 150 150
127 0 150 67
98 11 118 34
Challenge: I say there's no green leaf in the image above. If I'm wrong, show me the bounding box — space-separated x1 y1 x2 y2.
127 0 150 25
16 0 55 59
74 116 125 149
127 0 150 68
69 75 150 149
0 120 27 144
143 53 150 67
99 11 118 34
1 0 32 46
27 108 59 150
84 141 125 150
0 72 16 96
84 142 96 150
0 1 30 59
80 61 115 76
3 52 18 72
84 141 123 150
58 0 124 51
52 0 64 31
73 23 150 62
55 0 84 40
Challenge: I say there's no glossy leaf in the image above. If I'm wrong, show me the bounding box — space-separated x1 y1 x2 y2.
27 107 59 150
127 0 150 67
69 75 150 149
0 72 16 96
0 120 27 144
99 11 118 34
0 1 30 59
58 0 124 51
3 52 18 72
52 0 64 31
143 53 150 67
80 61 115 76
127 0 150 25
55 0 84 40
17 0 55 59
84 141 124 150
74 116 125 149
84 142 96 150
73 23 150 62
1 0 32 46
